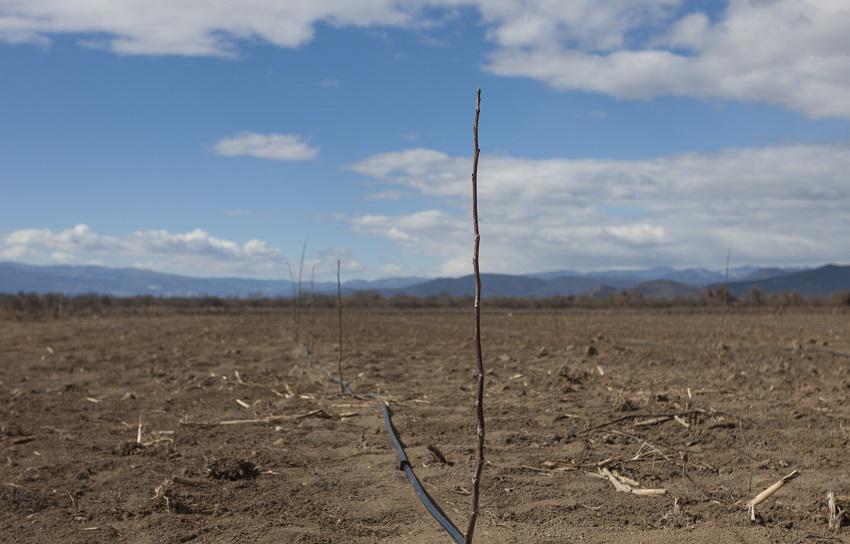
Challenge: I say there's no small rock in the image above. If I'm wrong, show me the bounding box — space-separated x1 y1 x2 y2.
615 398 639 412
113 441 145 456
207 458 259 481
585 345 598 357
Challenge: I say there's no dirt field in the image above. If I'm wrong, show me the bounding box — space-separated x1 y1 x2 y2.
2 308 849 543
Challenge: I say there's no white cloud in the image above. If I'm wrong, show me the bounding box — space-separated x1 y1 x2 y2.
604 224 666 246
0 224 290 276
0 0 416 56
212 132 318 161
483 0 850 120
3 1 850 119
319 78 340 88
348 143 850 275
50 251 73 263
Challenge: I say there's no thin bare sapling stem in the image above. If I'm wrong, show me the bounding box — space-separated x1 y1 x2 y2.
464 87 486 544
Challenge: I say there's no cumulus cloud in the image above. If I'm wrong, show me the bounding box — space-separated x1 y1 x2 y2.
348 144 850 275
483 0 850 120
0 0 418 56
0 224 289 276
212 132 318 161
4 2 850 119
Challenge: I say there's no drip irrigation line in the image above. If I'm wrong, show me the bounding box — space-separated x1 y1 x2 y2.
800 346 850 359
381 401 465 544
308 361 377 399
305 359 462 542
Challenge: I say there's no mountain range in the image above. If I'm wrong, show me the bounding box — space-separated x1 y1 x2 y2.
0 261 848 299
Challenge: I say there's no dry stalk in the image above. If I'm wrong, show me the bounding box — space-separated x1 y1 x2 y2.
288 240 308 348
464 87 486 544
746 470 799 521
151 479 172 511
287 262 297 342
180 409 331 427
828 491 846 532
136 411 143 444
599 467 667 496
337 259 346 394
634 416 673 427
307 264 316 356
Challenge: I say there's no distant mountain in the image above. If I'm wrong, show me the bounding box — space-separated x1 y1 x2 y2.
634 280 702 299
583 280 700 300
525 269 580 280
738 267 804 281
394 274 548 298
530 275 636 297
657 269 724 286
394 273 641 299
1 261 842 300
525 266 800 287
0 261 327 297
722 264 850 297
343 277 428 291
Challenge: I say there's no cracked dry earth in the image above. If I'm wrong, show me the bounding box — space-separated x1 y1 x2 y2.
2 308 850 543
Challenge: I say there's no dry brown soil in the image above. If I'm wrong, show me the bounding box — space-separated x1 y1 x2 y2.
2 308 850 543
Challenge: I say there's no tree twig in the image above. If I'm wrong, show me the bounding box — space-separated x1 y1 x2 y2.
464 87 485 544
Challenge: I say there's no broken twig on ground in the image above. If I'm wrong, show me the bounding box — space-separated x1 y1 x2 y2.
747 470 799 521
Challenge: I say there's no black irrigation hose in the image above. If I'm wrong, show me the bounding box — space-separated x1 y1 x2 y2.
381 401 465 544
306 360 463 542
801 346 850 359
308 360 377 399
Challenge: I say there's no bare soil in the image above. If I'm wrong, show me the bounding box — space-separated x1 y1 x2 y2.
2 308 850 543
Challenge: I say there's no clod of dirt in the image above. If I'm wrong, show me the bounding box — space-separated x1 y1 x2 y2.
537 347 549 357
558 365 587 383
113 441 145 456
207 458 259 481
0 485 55 514
426 445 454 466
614 398 639 412
585 345 598 357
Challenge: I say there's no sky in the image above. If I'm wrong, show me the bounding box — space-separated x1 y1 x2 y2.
1 0 850 280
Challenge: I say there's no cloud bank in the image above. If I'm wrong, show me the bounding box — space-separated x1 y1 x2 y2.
348 143 850 275
0 224 287 276
3 1 850 119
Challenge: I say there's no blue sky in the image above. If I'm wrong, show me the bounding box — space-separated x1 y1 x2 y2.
2 1 850 279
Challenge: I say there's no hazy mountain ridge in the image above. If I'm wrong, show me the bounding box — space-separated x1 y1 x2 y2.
721 264 850 297
0 261 845 299
0 262 440 297
527 266 802 285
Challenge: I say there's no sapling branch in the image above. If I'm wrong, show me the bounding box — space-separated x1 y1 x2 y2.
464 87 486 544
